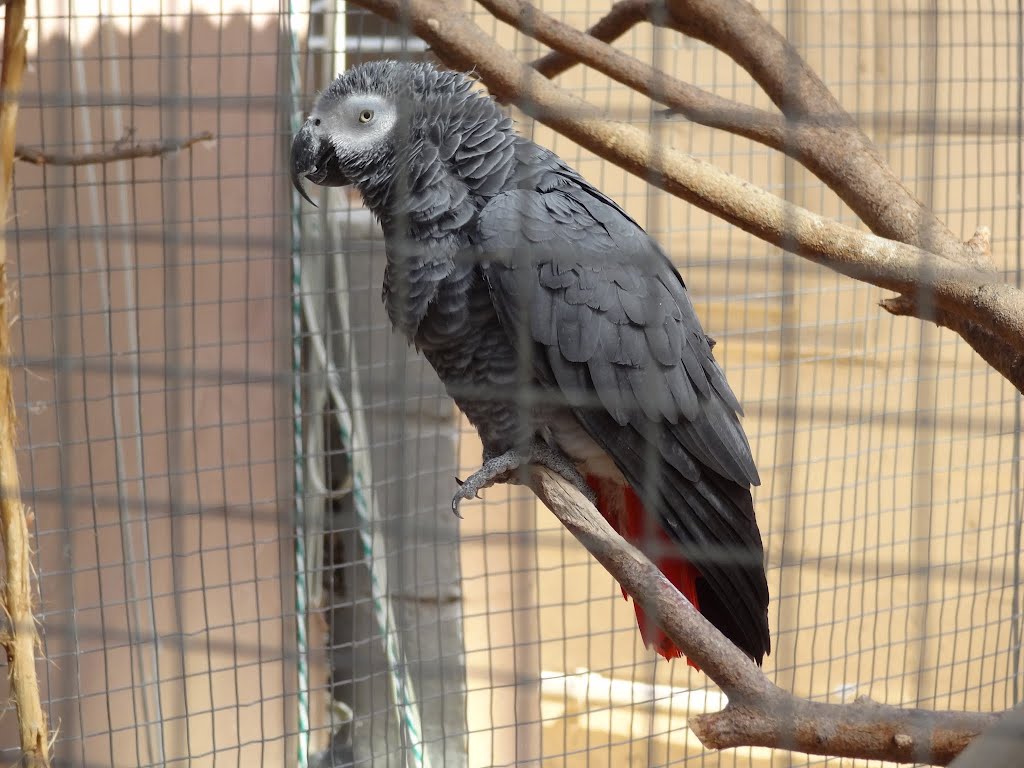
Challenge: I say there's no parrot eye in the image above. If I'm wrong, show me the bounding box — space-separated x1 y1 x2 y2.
313 118 321 126
358 109 375 124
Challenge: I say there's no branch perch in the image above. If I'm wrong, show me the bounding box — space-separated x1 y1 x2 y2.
352 0 1024 393
531 0 649 79
489 0 1020 385
948 705 1024 767
526 0 972 264
0 0 51 765
14 131 214 167
528 467 999 765
482 0 790 152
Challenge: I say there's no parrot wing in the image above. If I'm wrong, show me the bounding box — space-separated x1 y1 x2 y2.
472 150 771 661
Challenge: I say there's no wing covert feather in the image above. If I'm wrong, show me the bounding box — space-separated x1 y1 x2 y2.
475 183 756 485
473 146 769 659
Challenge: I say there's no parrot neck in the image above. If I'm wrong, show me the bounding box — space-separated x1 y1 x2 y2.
361 93 518 233
358 160 397 221
358 91 520 339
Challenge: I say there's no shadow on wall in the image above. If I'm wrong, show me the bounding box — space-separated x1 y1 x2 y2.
1 13 295 768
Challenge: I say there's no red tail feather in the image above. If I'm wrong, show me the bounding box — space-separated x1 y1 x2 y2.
586 474 701 669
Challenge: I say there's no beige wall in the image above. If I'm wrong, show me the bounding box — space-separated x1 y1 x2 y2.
1 10 295 767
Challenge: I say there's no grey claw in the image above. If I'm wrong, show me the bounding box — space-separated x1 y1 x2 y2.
452 473 486 518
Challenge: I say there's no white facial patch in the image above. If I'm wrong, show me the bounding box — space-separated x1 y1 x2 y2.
316 93 398 155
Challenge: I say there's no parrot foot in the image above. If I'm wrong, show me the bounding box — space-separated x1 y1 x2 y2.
451 440 595 517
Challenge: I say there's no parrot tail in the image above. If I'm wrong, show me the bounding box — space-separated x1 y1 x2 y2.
586 474 701 669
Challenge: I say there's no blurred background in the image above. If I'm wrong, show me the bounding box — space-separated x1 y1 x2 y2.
0 1 1021 766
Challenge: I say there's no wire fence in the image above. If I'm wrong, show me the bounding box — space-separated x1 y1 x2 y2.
0 1 1021 767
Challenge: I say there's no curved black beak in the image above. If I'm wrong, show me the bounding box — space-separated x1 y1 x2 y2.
290 121 347 207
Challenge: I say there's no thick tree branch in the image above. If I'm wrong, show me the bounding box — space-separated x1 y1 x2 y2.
519 0 1018 376
948 705 1024 767
353 0 1024 393
14 131 214 167
527 0 973 265
0 0 50 765
481 0 791 150
881 292 1024 386
668 0 964 259
531 0 648 77
528 467 999 765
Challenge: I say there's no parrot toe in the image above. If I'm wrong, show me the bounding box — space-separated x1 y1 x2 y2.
450 439 595 518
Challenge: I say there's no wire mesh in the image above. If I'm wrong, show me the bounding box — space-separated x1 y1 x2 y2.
0 1 1020 767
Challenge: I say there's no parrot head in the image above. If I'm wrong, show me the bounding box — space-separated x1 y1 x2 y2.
290 62 408 206
290 60 499 208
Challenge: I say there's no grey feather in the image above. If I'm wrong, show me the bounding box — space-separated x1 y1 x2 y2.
293 59 770 663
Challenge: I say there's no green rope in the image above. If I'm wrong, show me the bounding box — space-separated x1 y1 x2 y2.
287 8 429 765
286 3 310 765
300 264 430 768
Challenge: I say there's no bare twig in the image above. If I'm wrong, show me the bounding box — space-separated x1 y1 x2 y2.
527 0 972 265
14 131 214 167
518 0 1019 378
881 292 1024 386
531 0 648 78
481 0 790 152
352 0 1024 394
528 467 999 765
0 0 51 765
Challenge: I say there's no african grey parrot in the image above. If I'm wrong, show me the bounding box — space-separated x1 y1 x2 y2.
291 60 770 665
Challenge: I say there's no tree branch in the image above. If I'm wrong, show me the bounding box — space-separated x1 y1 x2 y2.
352 0 1024 393
518 0 1020 378
481 0 792 154
948 705 1024 767
527 0 974 265
531 0 648 79
0 0 51 765
528 467 1000 765
881 292 1024 386
670 0 961 258
14 131 214 167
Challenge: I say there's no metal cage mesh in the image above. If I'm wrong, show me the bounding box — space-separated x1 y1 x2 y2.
0 1 1019 767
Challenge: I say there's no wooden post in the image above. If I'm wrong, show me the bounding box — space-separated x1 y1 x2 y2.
0 1 51 766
